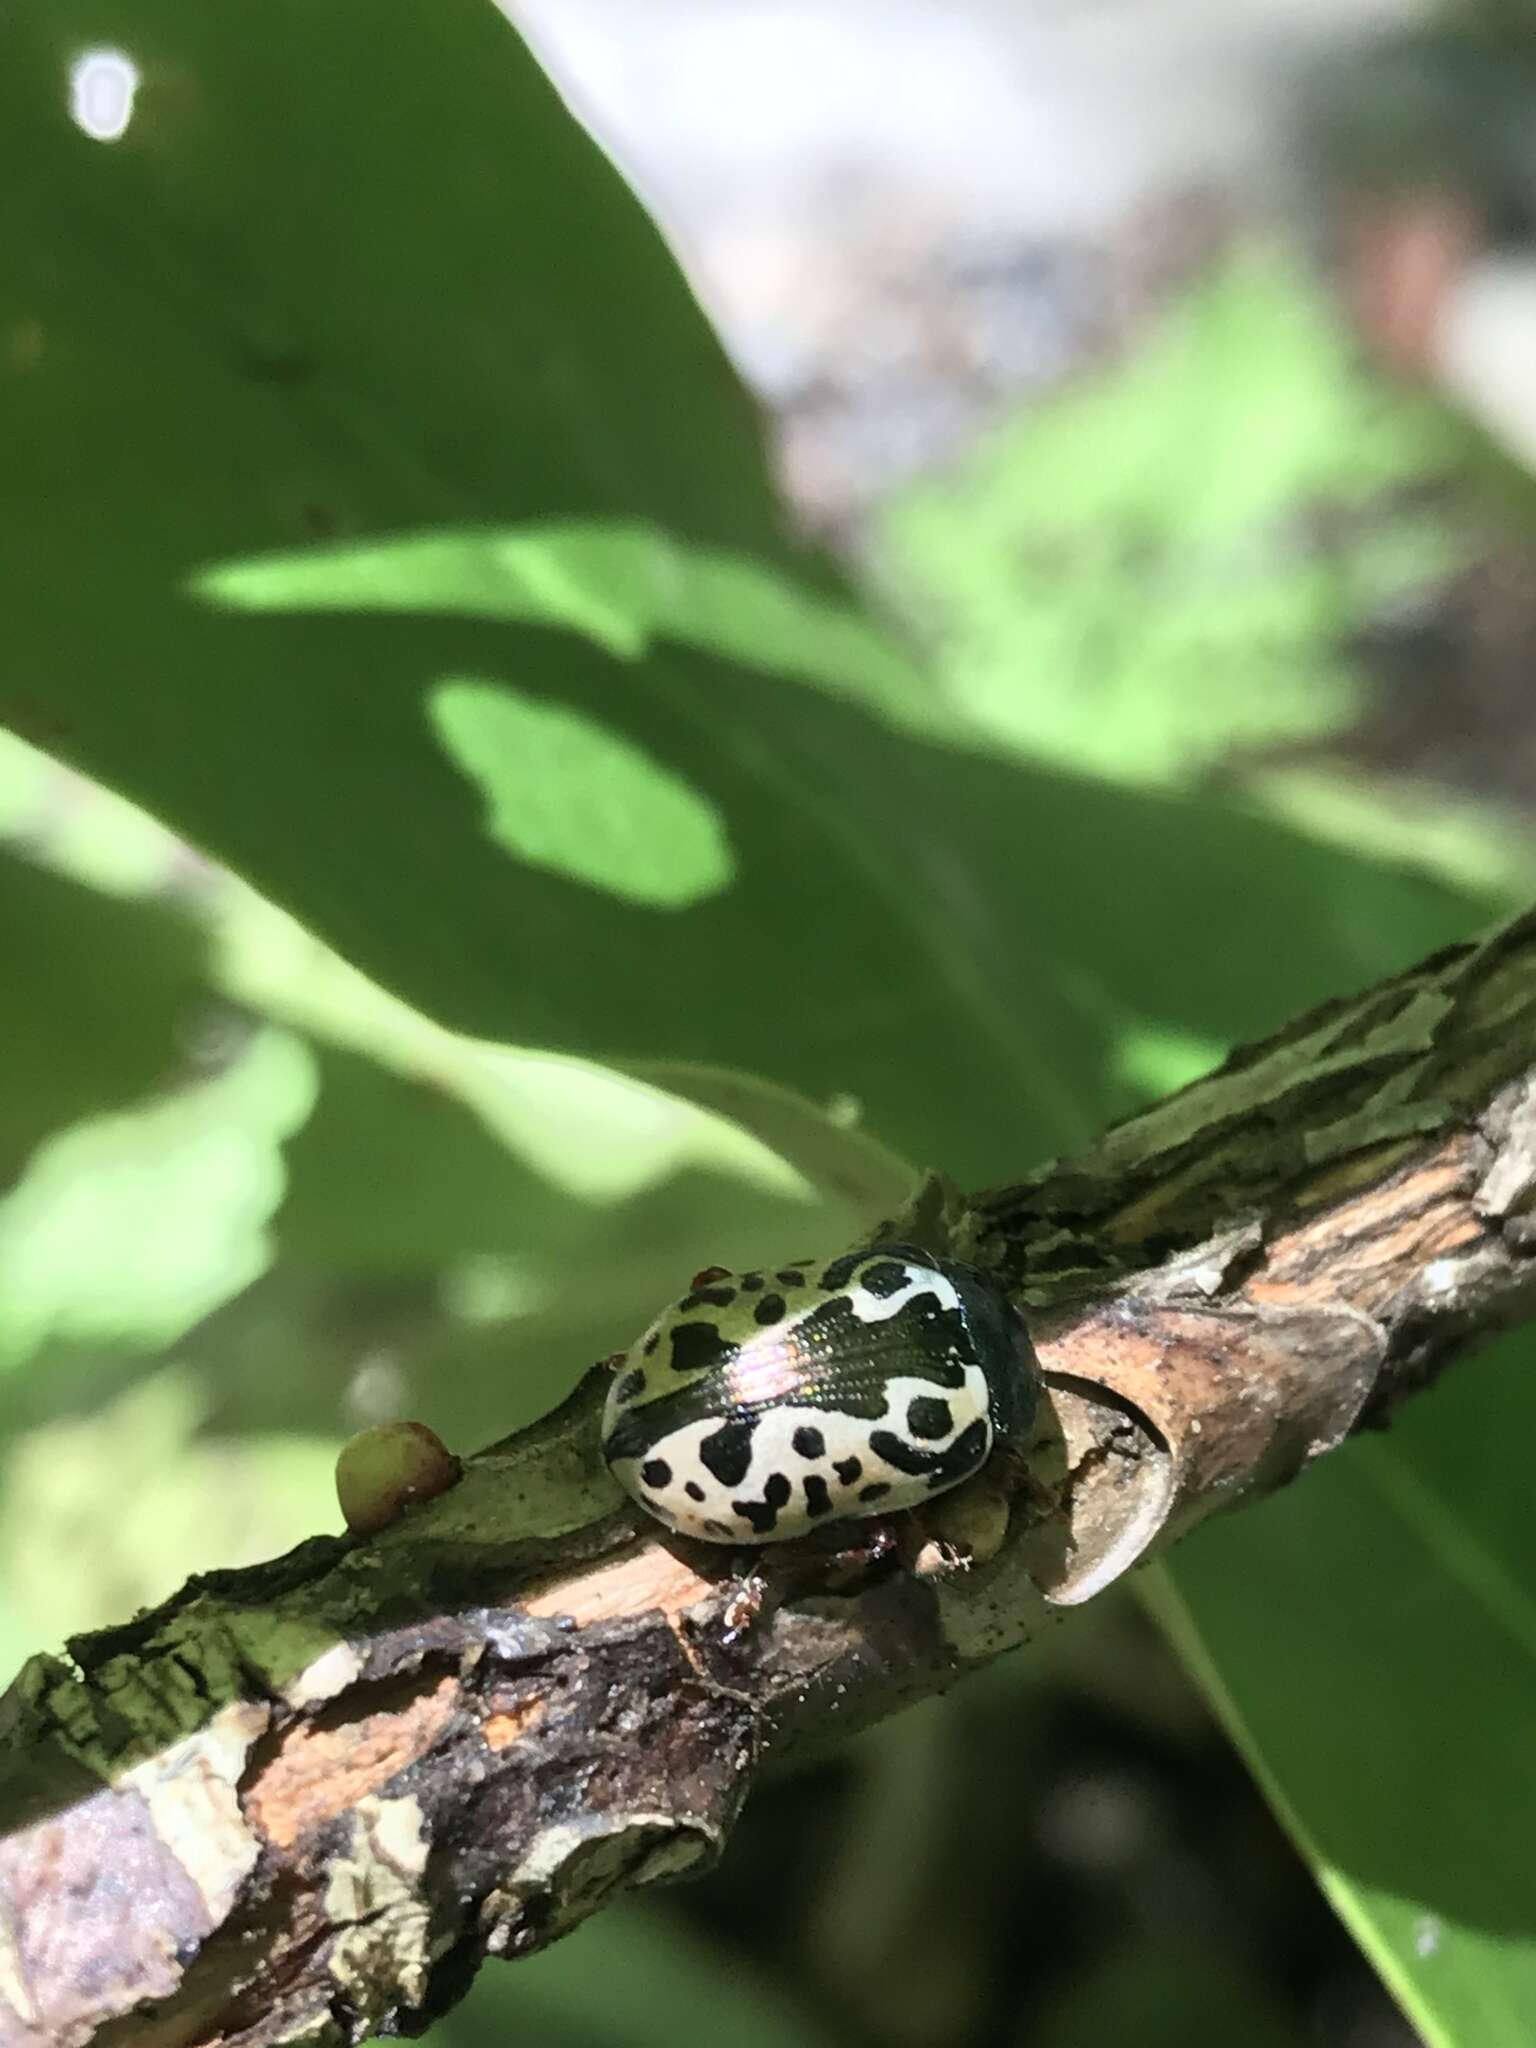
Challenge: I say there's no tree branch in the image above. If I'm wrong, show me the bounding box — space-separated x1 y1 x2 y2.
7 909 1536 2048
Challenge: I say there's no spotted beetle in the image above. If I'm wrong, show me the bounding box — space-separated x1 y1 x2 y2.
600 1242 1038 1544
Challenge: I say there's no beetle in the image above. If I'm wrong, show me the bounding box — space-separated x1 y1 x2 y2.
600 1242 1038 1545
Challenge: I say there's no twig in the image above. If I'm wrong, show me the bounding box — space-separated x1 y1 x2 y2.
6 908 1536 2048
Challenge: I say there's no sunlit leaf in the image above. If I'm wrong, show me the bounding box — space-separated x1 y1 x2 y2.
0 1026 316 1369
883 251 1468 787
0 1370 337 1649
427 676 733 909
1151 1328 1536 2048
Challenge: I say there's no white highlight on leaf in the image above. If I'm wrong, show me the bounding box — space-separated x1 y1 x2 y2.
68 47 139 142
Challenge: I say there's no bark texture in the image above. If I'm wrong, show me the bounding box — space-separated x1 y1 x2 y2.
7 908 1536 2048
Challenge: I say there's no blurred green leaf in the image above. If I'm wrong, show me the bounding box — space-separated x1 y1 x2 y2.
162 506 1502 1181
197 522 930 728
0 4 1497 1187
633 1061 914 1215
0 729 193 898
0 1026 316 1370
1111 1022 1225 1104
1150 1328 1536 2047
1249 766 1536 903
0 1369 336 1650
0 730 885 1450
432 1899 848 2048
0 851 210 1178
1025 1929 1301 2048
272 1041 876 1454
883 250 1467 788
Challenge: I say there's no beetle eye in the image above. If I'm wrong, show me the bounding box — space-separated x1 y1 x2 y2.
690 1264 731 1290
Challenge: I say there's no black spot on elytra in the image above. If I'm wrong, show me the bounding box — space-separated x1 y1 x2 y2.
643 1333 660 1356
640 1458 672 1490
685 1481 705 1502
791 1425 825 1459
601 1409 653 1464
670 1321 732 1377
699 1417 757 1488
860 1259 911 1298
734 1470 792 1535
615 1369 646 1404
900 1302 974 1386
906 1396 952 1440
859 1482 891 1504
803 1474 833 1517
818 1252 863 1292
869 1418 989 1485
834 1456 862 1485
754 1293 786 1327
680 1286 735 1312
776 1268 806 1288
868 1428 941 1476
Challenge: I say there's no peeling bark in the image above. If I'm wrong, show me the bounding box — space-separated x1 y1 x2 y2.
7 909 1536 2047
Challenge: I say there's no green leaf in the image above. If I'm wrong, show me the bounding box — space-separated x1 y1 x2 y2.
0 1370 337 1648
0 1026 317 1369
196 523 929 728
0 728 886 1448
431 1899 848 2048
633 1061 915 1216
428 676 733 910
1150 1328 1536 2047
882 250 1469 788
180 516 1495 1182
1024 1929 1300 2048
0 2 1495 1183
0 851 211 1180
1249 766 1536 904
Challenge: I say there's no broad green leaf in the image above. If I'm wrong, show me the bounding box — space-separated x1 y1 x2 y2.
196 523 930 728
1151 1328 1536 2047
0 1026 317 1369
184 516 1495 1181
883 250 1469 788
2 2 1494 1187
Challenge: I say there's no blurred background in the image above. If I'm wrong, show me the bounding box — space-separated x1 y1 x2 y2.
7 0 1536 2042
